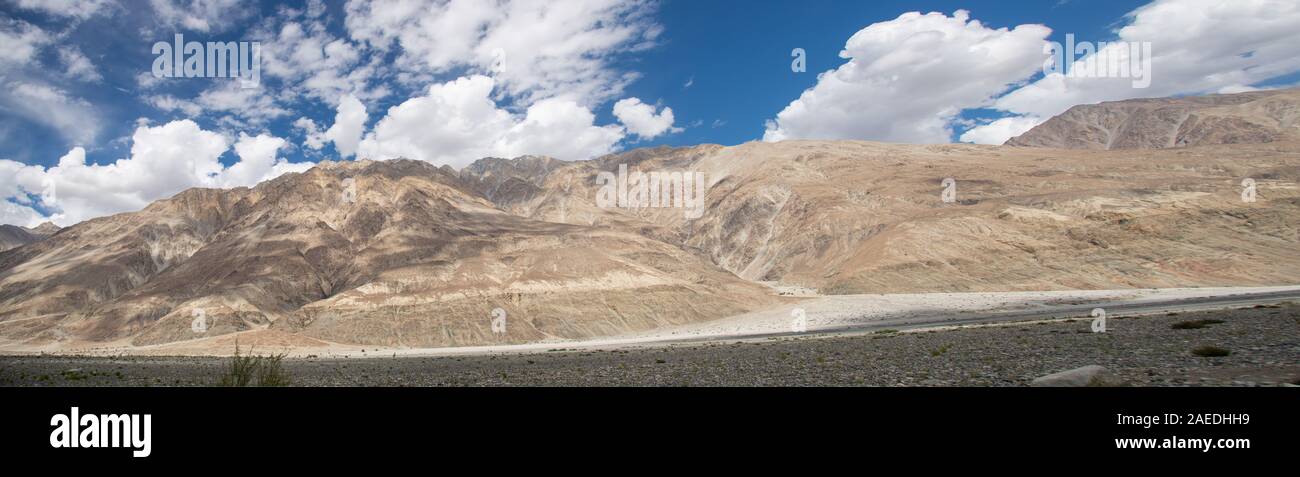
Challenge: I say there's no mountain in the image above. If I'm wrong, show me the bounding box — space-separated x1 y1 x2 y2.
459 155 566 203
1006 88 1300 149
0 225 38 252
0 222 61 252
24 222 61 238
481 140 1300 295
3 98 1300 353
0 159 776 350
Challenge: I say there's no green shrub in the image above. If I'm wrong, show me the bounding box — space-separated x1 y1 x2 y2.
218 342 291 387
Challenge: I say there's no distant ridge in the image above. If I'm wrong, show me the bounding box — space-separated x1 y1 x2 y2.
1006 88 1300 150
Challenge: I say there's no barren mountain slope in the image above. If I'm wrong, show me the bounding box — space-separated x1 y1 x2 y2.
0 225 37 252
480 140 1300 294
1006 88 1300 149
0 160 777 350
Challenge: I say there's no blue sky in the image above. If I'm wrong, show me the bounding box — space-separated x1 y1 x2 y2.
2 0 1299 226
0 0 1146 167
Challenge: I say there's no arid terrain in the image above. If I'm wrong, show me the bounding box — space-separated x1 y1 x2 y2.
2 302 1295 386
1 89 1299 357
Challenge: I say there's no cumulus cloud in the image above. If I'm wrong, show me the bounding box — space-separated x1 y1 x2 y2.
963 0 1300 144
321 95 368 158
297 95 368 158
0 120 309 226
357 75 623 167
221 133 313 188
344 0 661 107
613 98 680 139
763 10 1051 144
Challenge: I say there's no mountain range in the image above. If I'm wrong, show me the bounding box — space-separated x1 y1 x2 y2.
2 89 1298 352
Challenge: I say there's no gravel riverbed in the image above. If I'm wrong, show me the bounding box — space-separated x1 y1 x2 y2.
2 303 1297 387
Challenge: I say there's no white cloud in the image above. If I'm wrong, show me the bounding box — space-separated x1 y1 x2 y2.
964 0 1300 143
958 115 1044 145
11 0 115 20
221 132 313 188
298 94 368 158
344 0 660 107
148 81 289 125
135 71 165 90
495 97 625 160
0 81 101 145
0 120 309 226
613 97 680 139
58 46 102 82
257 8 377 103
763 10 1051 144
146 94 204 117
293 117 324 150
357 75 624 167
149 0 250 32
0 18 50 67
0 200 47 228
323 94 368 158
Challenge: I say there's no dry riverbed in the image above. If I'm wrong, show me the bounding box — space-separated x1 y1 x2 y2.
1 303 1297 387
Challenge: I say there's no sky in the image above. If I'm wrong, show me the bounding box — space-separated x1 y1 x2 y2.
2 0 1299 227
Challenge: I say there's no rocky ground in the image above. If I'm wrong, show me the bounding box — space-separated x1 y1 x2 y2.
1 303 1297 387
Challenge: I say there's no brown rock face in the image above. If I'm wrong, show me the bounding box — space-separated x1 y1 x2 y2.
0 159 776 349
1006 88 1300 150
482 140 1300 296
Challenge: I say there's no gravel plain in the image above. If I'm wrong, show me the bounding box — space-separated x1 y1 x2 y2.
2 303 1297 387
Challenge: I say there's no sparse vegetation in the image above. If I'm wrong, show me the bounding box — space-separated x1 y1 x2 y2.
930 344 951 357
60 369 88 381
1170 319 1225 330
1191 345 1231 357
218 343 290 387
